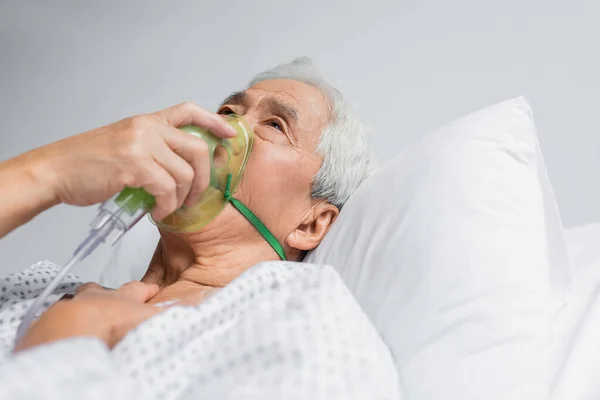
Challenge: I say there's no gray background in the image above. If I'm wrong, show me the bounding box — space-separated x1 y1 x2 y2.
0 0 598 279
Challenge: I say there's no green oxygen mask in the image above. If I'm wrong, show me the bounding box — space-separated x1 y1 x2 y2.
114 114 253 233
152 114 253 232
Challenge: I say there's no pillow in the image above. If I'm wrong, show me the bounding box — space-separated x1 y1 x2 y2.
305 97 570 399
551 222 600 398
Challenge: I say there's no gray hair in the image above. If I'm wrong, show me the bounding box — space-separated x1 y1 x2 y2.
249 57 374 209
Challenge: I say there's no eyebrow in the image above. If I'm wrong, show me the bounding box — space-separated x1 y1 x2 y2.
258 97 299 127
220 90 299 127
220 91 247 107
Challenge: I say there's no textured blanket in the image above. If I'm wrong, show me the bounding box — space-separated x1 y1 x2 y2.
0 261 400 399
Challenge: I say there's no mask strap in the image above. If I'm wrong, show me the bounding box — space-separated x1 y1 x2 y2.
223 174 287 261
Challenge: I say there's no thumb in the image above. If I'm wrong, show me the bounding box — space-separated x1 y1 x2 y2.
117 281 160 302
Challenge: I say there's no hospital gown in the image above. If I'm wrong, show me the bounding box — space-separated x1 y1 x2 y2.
0 261 401 399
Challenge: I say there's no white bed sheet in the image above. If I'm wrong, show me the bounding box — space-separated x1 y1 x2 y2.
552 222 600 399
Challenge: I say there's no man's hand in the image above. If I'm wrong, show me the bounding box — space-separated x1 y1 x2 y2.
14 281 162 352
28 102 237 221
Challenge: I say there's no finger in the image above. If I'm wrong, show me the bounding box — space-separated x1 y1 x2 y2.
75 282 104 297
159 127 211 206
158 102 236 138
136 162 178 221
153 144 195 209
117 281 160 302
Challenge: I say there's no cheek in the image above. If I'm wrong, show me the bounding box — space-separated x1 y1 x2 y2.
233 142 317 223
241 145 309 195
222 140 321 239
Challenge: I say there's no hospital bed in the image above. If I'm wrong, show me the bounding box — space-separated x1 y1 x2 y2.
97 97 596 400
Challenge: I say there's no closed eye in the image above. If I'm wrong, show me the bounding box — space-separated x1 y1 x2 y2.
218 107 235 116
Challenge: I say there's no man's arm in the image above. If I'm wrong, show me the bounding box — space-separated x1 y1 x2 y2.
14 281 162 352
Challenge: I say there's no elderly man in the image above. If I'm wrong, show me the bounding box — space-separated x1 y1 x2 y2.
0 59 399 399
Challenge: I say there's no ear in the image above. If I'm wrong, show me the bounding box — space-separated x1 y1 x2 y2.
285 201 339 251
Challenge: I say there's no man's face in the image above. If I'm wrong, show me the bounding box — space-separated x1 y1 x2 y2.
215 78 331 241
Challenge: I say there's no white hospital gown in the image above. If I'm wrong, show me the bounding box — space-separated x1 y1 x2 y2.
0 261 401 399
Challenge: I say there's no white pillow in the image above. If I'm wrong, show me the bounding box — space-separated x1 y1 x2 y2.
305 97 569 399
551 222 600 399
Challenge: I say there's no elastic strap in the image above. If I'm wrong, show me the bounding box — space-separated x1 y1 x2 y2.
224 174 287 261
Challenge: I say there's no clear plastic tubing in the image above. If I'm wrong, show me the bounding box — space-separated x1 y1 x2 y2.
14 191 151 344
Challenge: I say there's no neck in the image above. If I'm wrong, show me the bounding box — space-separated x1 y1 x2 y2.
142 213 281 302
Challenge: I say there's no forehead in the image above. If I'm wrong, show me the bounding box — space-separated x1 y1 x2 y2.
246 79 331 126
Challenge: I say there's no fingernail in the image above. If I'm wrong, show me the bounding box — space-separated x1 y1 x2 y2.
227 126 237 136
